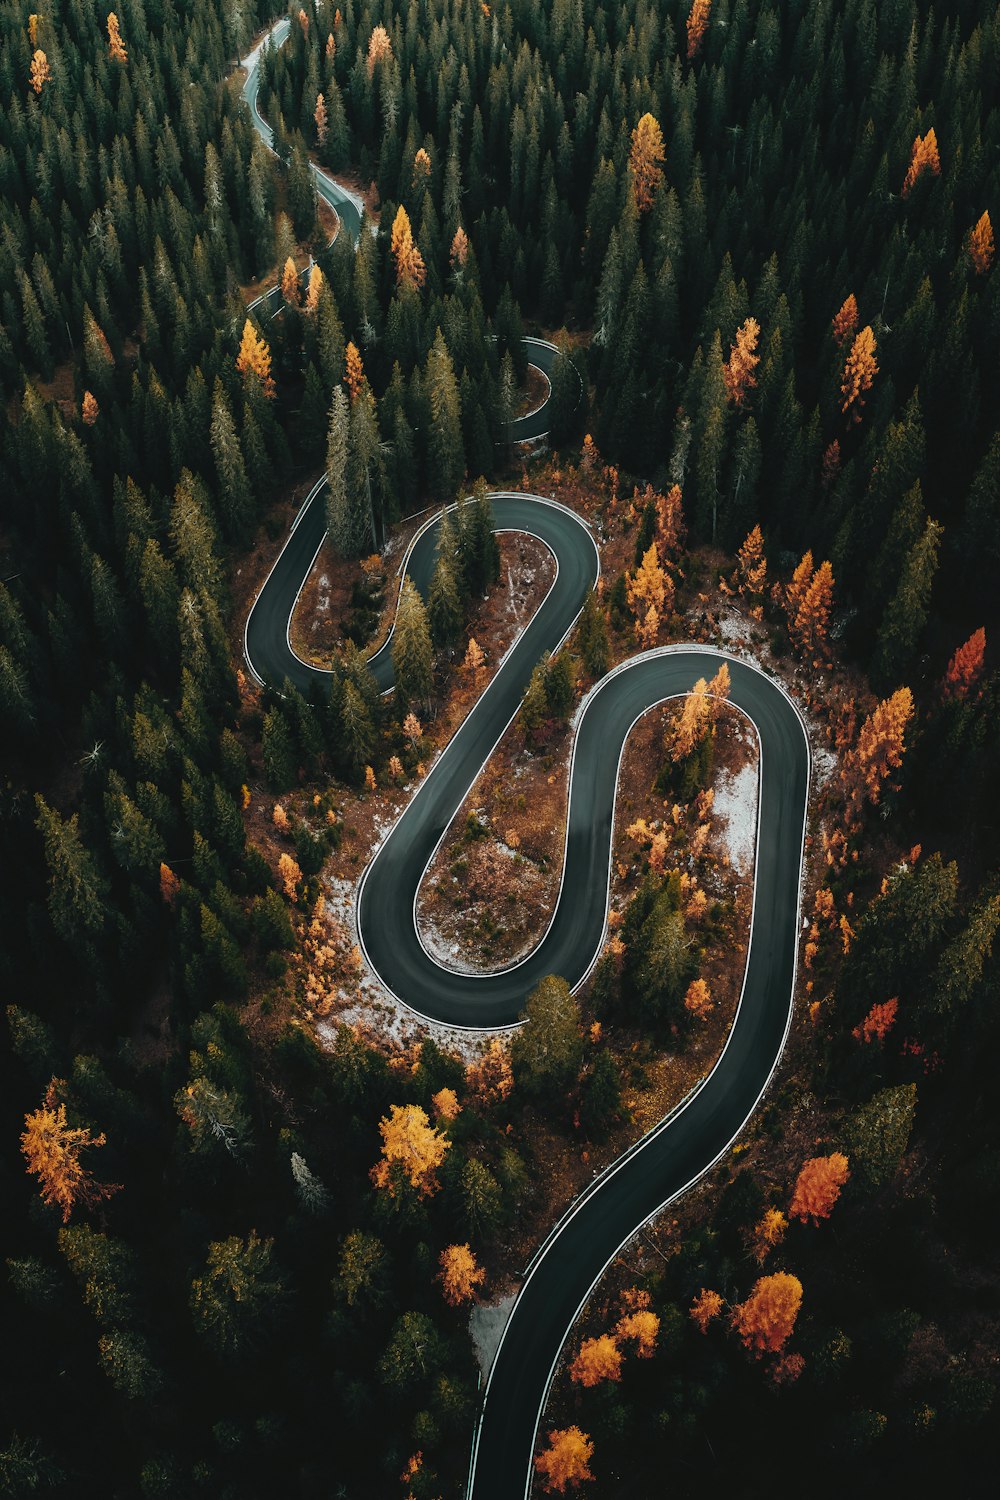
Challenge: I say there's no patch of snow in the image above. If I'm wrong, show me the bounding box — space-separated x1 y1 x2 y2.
712 761 759 877
811 744 837 787
470 1293 519 1378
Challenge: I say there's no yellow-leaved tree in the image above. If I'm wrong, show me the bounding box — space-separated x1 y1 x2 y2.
731 1272 802 1355
21 1081 120 1221
438 1243 485 1305
628 113 665 214
370 1104 449 1198
534 1427 595 1493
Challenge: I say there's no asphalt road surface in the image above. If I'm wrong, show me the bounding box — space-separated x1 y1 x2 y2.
239 20 810 1495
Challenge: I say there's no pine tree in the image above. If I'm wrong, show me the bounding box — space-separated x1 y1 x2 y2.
425 329 465 501
190 1232 287 1359
511 975 583 1099
392 575 434 712
872 519 941 690
339 680 375 780
325 385 350 550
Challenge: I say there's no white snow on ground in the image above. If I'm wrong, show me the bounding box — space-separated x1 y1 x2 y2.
470 1293 519 1379
811 743 837 787
712 761 759 877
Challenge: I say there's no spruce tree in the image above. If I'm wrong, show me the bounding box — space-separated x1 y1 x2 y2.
392 575 434 712
425 328 465 501
325 385 351 552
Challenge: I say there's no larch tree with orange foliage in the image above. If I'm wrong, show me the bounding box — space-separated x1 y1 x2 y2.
831 293 859 346
968 211 994 275
534 1427 595 1493
942 627 986 700
684 978 713 1018
81 391 99 426
789 1153 850 1224
21 1082 120 1221
615 1309 659 1356
690 1287 724 1333
752 1207 788 1263
466 1038 513 1104
450 225 470 269
390 205 427 292
626 544 671 645
370 1104 450 1198
235 319 275 398
159 862 180 905
723 317 760 406
731 1272 803 1355
304 262 324 314
344 341 364 403
107 12 127 62
842 687 915 820
736 524 767 615
902 128 941 197
431 1087 460 1123
840 325 878 423
29 48 50 93
687 0 711 59
438 1243 485 1305
569 1335 622 1387
853 997 899 1043
314 92 328 145
281 257 301 307
366 23 392 76
790 559 835 661
628 113 666 214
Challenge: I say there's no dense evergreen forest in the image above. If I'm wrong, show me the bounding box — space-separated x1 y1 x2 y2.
1 0 998 1494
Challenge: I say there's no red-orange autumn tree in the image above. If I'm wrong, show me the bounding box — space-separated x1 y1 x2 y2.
968 211 994 275
841 325 878 423
236 319 275 398
902 128 941 196
736 524 767 614
81 391 99 426
789 1153 850 1224
438 1243 485 1305
686 0 711 59
615 1309 659 1356
942 627 986 700
534 1428 595 1493
568 1334 622 1387
390 205 427 292
831 293 859 346
21 1082 121 1221
853 997 899 1043
731 1272 803 1355
29 48 50 93
628 113 666 214
751 1207 788 1263
370 1104 449 1198
723 317 760 405
789 559 835 662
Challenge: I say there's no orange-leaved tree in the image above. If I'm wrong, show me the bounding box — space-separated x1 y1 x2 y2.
723 316 761 406
942 627 986 701
314 91 328 144
628 113 666 214
366 23 392 76
431 1086 461 1123
902 128 941 197
534 1427 595 1493
466 1038 513 1104
236 319 275 398
305 262 325 314
29 48 50 93
81 391 99 426
840 325 878 423
831 293 859 347
789 558 835 662
438 1243 485 1305
731 1272 802 1355
751 1207 788 1263
853 997 899 1043
345 341 364 403
159 861 181 905
842 687 915 820
370 1104 450 1198
615 1308 659 1356
450 225 470 269
690 1287 724 1333
736 524 767 613
281 257 301 307
568 1334 621 1387
968 211 994 276
626 543 671 646
687 0 711 59
684 978 713 1018
789 1153 850 1224
21 1081 120 1221
107 12 127 62
390 205 427 292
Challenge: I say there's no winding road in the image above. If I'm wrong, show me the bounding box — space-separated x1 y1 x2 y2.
240 20 810 1497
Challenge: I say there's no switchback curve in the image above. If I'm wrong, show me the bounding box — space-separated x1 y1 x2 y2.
238 19 810 1497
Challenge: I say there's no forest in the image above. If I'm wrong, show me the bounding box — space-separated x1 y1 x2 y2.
1 0 998 1494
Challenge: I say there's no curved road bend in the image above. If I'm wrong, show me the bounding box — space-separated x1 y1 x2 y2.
238 18 810 1496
